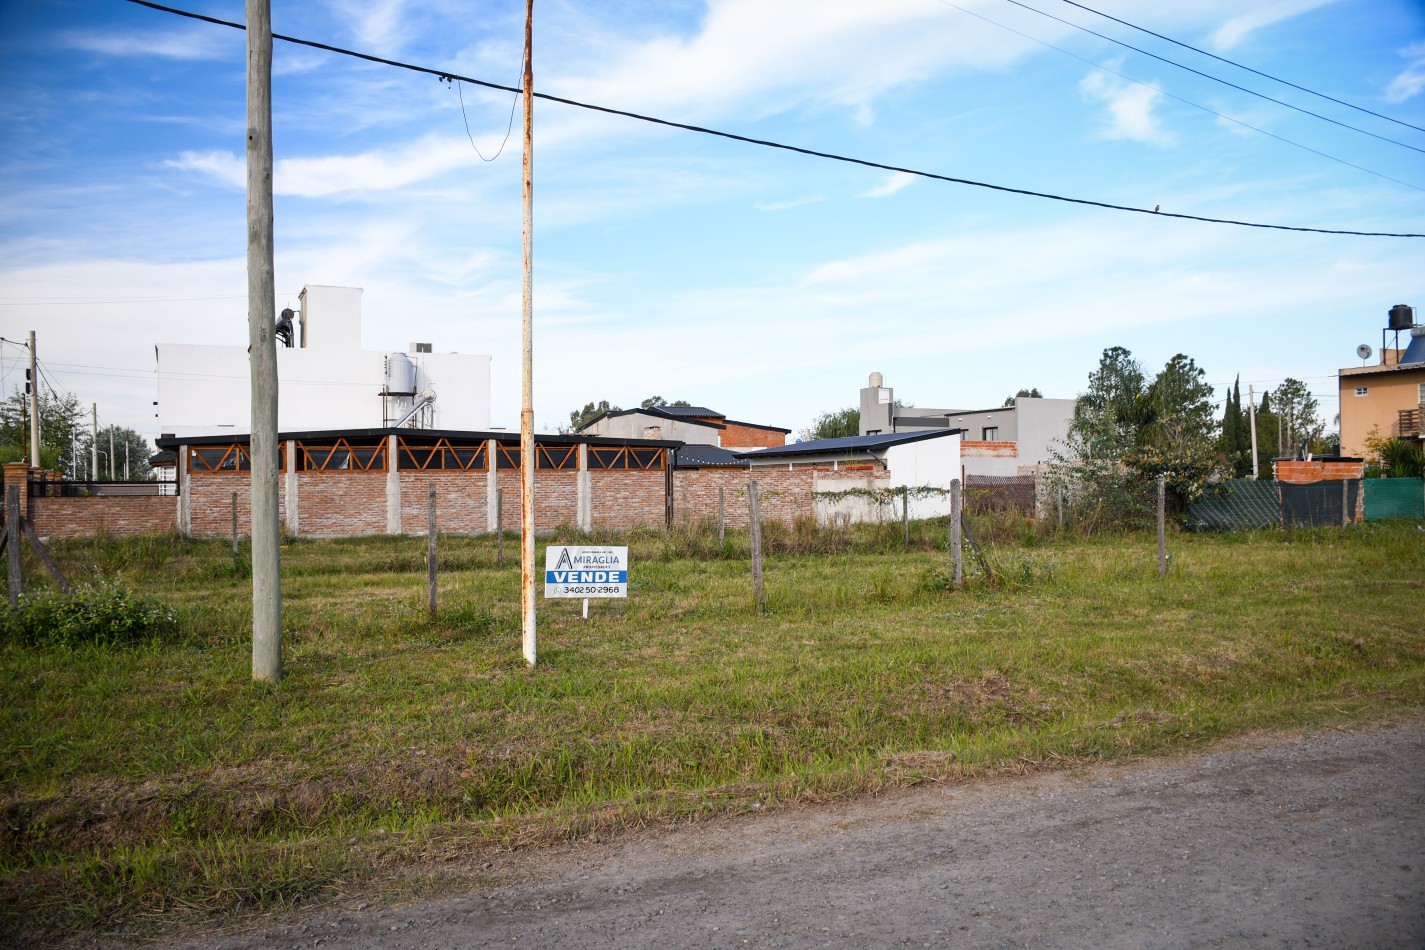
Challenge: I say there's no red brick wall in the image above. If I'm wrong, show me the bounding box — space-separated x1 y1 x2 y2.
961 440 1017 458
591 471 666 530
673 469 816 527
400 472 487 534
292 472 382 537
1273 460 1365 483
189 475 290 539
29 496 178 539
721 423 787 448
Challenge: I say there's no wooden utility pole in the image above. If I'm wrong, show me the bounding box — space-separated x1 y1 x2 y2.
27 331 39 467
519 0 537 667
247 0 282 682
1248 384 1259 480
748 480 765 612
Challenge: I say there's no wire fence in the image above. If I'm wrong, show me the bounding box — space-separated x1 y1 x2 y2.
1186 477 1423 530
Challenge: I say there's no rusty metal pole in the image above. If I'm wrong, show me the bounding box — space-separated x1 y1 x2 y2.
519 0 537 667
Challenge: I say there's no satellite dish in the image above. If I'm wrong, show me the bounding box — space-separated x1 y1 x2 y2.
1356 343 1373 361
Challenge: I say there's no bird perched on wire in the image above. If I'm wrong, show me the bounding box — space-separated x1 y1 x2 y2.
1154 204 1160 213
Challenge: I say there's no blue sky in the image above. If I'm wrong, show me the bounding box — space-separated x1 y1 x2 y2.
1 0 1422 440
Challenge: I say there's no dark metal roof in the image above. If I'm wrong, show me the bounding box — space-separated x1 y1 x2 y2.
154 428 680 451
671 443 745 468
656 405 722 419
732 428 963 460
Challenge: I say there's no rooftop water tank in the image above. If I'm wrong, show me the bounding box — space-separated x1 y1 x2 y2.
1388 304 1415 331
385 352 415 394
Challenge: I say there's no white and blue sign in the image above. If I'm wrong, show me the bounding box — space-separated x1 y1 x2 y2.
544 545 629 598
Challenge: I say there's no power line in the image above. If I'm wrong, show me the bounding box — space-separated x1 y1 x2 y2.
1051 0 1425 137
119 0 1424 239
933 0 1422 192
993 0 1425 156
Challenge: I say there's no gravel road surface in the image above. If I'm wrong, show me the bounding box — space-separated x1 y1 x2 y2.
161 720 1425 950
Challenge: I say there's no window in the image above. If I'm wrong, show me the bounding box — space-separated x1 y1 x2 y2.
981 426 998 440
536 445 578 469
398 438 486 471
190 444 249 472
298 439 386 472
589 446 665 470
1354 387 1368 397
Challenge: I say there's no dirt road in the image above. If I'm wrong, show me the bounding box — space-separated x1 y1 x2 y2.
167 720 1425 949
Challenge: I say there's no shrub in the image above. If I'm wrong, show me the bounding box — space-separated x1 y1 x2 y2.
0 581 180 649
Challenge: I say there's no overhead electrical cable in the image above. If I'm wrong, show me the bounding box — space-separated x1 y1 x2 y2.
1051 0 1425 137
119 0 1425 238
992 0 1425 156
933 0 1422 192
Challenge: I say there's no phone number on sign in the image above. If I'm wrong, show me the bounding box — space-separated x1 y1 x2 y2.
557 585 624 595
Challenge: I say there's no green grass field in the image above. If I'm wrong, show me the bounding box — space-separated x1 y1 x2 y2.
2 517 1423 941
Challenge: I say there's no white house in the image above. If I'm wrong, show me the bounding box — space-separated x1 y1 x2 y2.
155 285 492 439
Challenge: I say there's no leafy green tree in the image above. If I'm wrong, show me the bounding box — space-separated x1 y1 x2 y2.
78 425 154 480
0 388 85 474
639 396 692 410
1125 354 1220 507
1002 387 1043 407
802 407 859 441
565 400 620 433
1070 346 1148 460
1271 378 1322 459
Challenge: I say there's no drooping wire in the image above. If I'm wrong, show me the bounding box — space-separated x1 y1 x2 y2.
448 54 524 162
117 0 1425 238
1051 0 1425 136
990 0 1425 156
934 0 1423 192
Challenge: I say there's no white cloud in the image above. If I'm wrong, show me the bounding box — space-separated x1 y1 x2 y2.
326 0 413 54
1385 42 1425 103
60 27 237 61
754 195 824 212
861 172 915 199
164 136 488 197
1209 0 1337 50
1079 71 1174 146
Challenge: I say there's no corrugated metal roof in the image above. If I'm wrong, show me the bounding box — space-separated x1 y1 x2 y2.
732 428 962 459
672 444 744 468
656 405 722 418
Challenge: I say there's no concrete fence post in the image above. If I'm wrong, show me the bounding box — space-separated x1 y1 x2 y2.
748 479 765 613
950 478 962 589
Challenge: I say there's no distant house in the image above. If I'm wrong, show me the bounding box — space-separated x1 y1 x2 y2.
856 373 1074 477
579 405 789 450
1338 305 1425 457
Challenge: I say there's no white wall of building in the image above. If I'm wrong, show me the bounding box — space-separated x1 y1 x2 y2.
885 432 962 519
156 285 491 438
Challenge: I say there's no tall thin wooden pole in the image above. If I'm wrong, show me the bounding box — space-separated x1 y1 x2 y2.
519 0 537 667
1248 384 1259 480
27 331 39 468
6 485 21 608
428 483 438 616
950 478 962 588
1156 475 1167 576
748 480 765 613
247 0 282 682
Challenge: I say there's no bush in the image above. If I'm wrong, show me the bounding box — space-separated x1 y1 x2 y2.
0 581 180 649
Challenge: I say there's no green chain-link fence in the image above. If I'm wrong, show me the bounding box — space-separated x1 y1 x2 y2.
1363 477 1425 521
1188 477 1424 530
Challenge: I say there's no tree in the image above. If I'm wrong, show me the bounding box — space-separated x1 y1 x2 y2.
640 396 692 410
801 407 859 441
1002 387 1043 407
565 400 619 433
1069 346 1148 460
0 388 85 474
78 425 154 480
1125 354 1220 507
1271 378 1321 459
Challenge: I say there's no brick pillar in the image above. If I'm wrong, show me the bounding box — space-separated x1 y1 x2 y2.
3 462 31 520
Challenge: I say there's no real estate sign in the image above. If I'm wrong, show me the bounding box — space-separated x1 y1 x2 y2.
543 545 628 598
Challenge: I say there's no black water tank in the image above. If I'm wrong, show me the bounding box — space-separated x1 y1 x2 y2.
1388 304 1415 330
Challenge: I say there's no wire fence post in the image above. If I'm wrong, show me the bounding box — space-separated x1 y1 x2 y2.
1057 486 1064 531
428 483 438 616
1341 478 1349 528
1157 475 1167 577
748 479 765 613
496 487 504 567
7 485 21 608
231 491 239 556
902 490 910 548
950 478 963 589
718 485 725 545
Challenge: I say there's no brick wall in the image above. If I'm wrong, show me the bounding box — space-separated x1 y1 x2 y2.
292 472 382 537
1273 460 1365 483
721 423 787 449
591 471 666 530
961 440 1018 458
29 496 178 539
673 469 816 527
189 475 288 539
399 472 488 534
